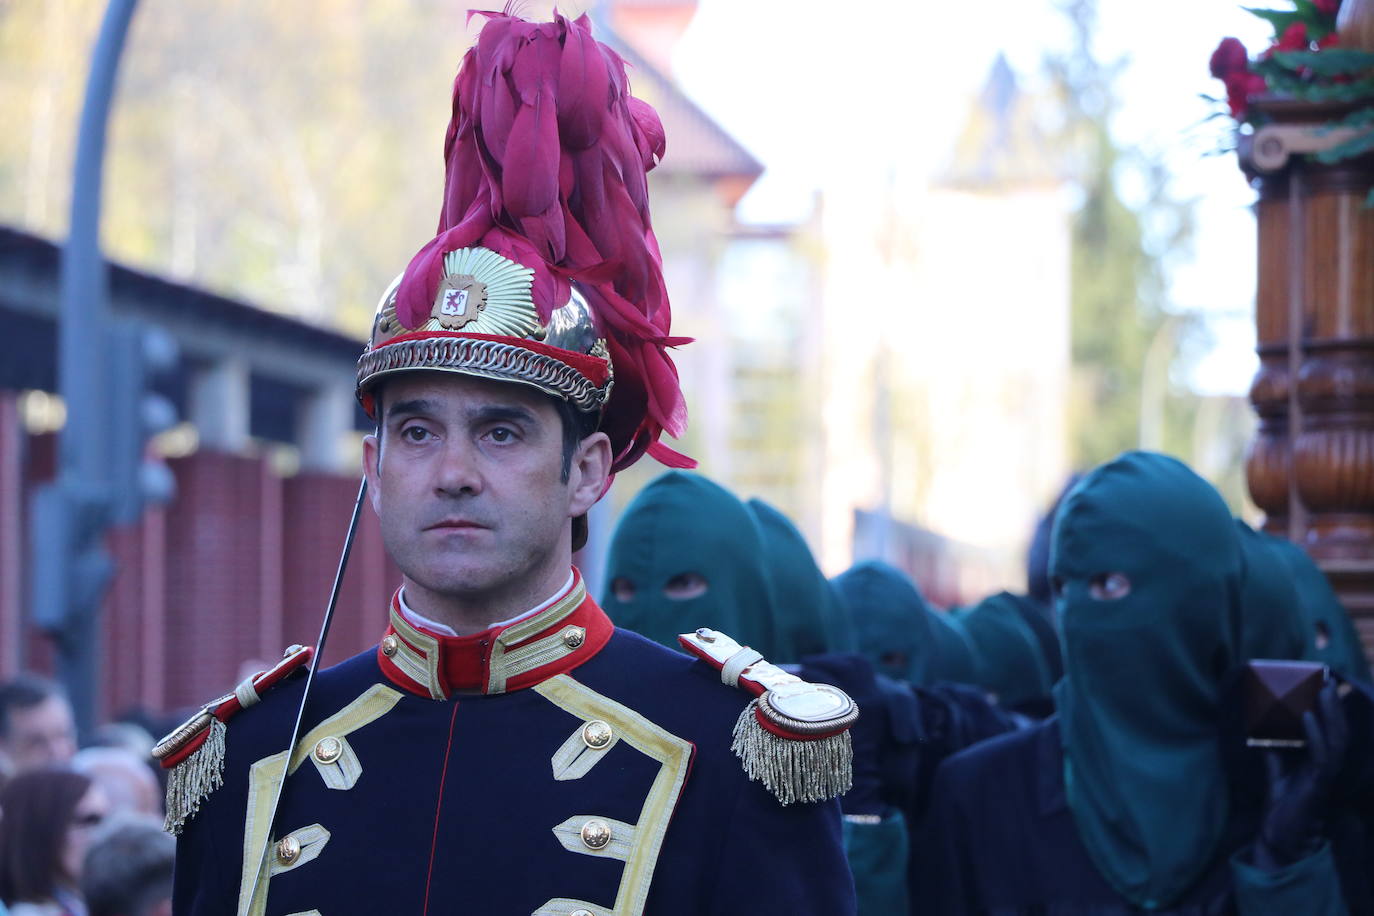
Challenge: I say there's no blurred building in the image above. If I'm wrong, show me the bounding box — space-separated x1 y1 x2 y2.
593 1 835 566
817 55 1074 597
599 14 1074 604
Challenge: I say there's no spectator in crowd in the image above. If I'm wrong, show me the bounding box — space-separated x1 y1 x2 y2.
0 768 109 916
82 817 173 916
89 723 155 762
920 451 1362 914
72 749 161 820
0 676 77 775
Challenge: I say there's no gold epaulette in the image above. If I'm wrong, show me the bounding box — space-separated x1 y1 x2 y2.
676 629 857 805
153 644 313 835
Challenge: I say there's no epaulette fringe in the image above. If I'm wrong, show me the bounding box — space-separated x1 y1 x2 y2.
152 644 313 835
164 717 226 834
678 628 857 806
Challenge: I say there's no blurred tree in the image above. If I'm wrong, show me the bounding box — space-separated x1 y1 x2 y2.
1046 0 1205 470
0 0 473 337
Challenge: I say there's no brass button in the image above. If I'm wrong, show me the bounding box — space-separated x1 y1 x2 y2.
313 736 342 764
695 627 716 642
570 910 594 916
282 644 305 658
580 819 612 850
581 720 613 750
276 834 301 865
562 626 586 649
380 635 399 657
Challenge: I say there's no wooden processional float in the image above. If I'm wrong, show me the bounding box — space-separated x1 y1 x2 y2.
1239 0 1374 658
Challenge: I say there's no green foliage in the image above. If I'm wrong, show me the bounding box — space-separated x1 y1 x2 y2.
1326 106 1374 129
1315 128 1374 162
1244 2 1336 40
1257 67 1374 101
1270 48 1374 76
1243 6 1305 33
0 0 466 339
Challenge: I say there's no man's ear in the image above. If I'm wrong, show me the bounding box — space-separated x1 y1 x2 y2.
362 433 382 512
568 432 612 519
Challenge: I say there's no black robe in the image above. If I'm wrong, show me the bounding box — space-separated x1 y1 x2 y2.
917 717 1368 915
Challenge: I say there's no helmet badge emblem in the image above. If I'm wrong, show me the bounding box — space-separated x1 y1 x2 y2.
433 274 488 330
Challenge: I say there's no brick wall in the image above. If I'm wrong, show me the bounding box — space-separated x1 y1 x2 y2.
281 473 399 669
1 401 399 721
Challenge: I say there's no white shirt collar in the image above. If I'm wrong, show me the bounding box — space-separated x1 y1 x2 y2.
397 570 577 637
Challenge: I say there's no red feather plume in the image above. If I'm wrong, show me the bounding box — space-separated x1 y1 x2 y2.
395 8 690 472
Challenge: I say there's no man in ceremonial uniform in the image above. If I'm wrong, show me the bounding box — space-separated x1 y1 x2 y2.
161 11 857 916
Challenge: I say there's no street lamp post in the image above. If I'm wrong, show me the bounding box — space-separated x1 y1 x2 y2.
33 0 142 738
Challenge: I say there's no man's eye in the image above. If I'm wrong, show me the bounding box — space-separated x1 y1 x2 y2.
401 426 432 443
488 427 515 443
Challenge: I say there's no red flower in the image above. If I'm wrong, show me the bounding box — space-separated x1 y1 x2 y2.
1210 36 1250 78
1315 0 1341 17
1225 71 1268 119
1274 22 1310 53
1318 32 1341 48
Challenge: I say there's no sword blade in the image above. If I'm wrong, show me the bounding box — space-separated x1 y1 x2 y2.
245 475 368 907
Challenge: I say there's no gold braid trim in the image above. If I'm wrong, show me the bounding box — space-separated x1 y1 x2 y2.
356 337 611 411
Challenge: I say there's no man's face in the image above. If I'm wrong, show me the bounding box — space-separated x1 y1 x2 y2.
1 695 77 772
363 373 601 611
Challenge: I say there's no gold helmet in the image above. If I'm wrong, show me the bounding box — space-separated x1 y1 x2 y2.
358 254 611 416
355 10 691 475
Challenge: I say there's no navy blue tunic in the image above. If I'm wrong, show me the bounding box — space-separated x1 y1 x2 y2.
172 626 854 915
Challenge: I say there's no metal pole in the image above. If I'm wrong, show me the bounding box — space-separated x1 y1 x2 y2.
54 0 141 737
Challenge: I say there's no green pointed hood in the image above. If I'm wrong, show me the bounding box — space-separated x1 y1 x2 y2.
600 471 780 656
1003 591 1064 683
746 499 857 659
1051 452 1243 909
1233 521 1308 662
831 561 977 686
1266 535 1372 682
953 592 1054 709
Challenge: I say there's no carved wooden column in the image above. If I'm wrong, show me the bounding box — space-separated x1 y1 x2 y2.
1245 171 1293 537
1241 96 1374 656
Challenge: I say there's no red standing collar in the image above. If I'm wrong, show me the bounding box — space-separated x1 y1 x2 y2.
376 570 614 698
